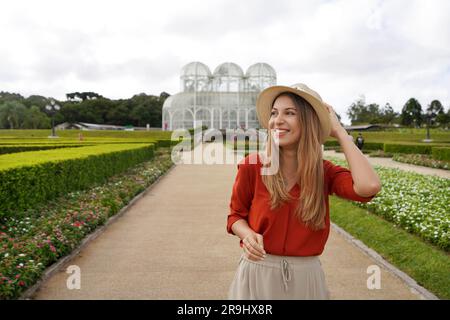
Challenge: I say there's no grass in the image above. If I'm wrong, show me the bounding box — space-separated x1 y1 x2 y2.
330 196 450 300
0 129 173 140
346 128 450 144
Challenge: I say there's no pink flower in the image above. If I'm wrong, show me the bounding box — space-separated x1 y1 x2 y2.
50 245 56 253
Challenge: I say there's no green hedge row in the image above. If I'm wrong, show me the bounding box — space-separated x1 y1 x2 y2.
360 142 384 150
0 143 156 217
432 147 450 162
156 139 179 148
384 143 436 155
0 139 173 155
0 144 90 155
325 140 450 161
324 140 384 151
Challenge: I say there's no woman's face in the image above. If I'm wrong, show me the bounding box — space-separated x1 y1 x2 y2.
268 94 301 149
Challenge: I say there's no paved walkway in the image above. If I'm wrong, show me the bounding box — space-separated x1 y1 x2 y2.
324 150 450 179
31 144 428 299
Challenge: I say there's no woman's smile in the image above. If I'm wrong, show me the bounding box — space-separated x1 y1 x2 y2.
274 128 290 137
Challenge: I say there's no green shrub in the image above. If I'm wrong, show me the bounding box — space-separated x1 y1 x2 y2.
361 142 384 150
324 140 383 151
432 147 450 162
0 144 89 155
0 144 156 216
384 143 434 154
324 140 340 147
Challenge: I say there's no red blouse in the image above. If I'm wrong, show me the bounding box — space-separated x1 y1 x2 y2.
227 153 376 256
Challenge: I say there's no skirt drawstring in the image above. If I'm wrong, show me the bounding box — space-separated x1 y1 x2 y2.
281 259 291 292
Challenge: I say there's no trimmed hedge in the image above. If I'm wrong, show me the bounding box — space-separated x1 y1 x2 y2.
360 142 384 150
0 144 90 155
384 143 442 155
324 140 340 147
324 140 383 151
432 147 450 162
0 143 156 216
0 139 172 156
155 139 178 148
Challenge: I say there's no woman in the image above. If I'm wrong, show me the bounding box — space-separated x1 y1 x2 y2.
226 83 382 300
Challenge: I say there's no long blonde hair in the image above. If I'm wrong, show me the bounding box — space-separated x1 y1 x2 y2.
260 92 327 230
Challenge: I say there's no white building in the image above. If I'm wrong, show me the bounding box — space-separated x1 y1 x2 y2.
162 61 276 130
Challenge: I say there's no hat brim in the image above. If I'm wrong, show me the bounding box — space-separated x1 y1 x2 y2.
256 85 331 144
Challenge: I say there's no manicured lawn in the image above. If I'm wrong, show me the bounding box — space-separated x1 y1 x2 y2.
0 129 172 140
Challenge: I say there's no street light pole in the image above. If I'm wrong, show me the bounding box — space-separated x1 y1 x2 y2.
423 109 433 142
45 100 61 138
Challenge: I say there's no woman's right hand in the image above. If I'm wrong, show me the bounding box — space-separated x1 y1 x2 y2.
242 232 266 261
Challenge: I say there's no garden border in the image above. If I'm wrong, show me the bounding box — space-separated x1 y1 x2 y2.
331 222 439 300
18 162 176 300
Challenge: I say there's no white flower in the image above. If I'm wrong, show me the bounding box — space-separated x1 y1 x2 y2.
4 253 9 258
19 253 26 257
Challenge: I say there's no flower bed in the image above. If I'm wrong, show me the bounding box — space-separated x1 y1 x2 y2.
0 148 173 299
326 157 450 251
393 153 449 170
367 150 394 158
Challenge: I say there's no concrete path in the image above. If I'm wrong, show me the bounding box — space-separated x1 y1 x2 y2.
31 144 428 299
324 150 450 179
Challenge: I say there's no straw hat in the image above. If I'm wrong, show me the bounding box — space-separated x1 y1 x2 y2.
256 83 331 144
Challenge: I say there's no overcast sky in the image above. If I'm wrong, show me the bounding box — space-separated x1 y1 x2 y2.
1 0 449 124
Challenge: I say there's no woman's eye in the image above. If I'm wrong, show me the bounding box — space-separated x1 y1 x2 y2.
270 111 276 116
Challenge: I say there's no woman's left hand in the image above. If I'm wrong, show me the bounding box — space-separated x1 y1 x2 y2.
324 102 345 139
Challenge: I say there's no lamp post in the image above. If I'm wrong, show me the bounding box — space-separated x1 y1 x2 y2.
45 100 61 138
423 109 433 142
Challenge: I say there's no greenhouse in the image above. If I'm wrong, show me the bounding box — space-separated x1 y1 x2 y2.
162 61 276 130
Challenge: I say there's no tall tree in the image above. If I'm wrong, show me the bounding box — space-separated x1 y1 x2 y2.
435 106 450 129
0 101 27 129
347 96 383 125
379 103 399 124
401 98 423 127
23 105 50 129
426 100 445 126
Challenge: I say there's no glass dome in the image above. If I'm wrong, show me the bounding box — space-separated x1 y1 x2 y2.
212 62 244 92
245 63 277 92
180 61 212 92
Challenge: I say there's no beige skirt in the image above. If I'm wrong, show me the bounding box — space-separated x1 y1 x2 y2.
228 253 330 300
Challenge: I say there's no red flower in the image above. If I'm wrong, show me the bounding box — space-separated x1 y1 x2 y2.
18 281 25 286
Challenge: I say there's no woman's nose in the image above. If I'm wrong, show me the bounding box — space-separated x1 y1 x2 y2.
274 113 286 124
